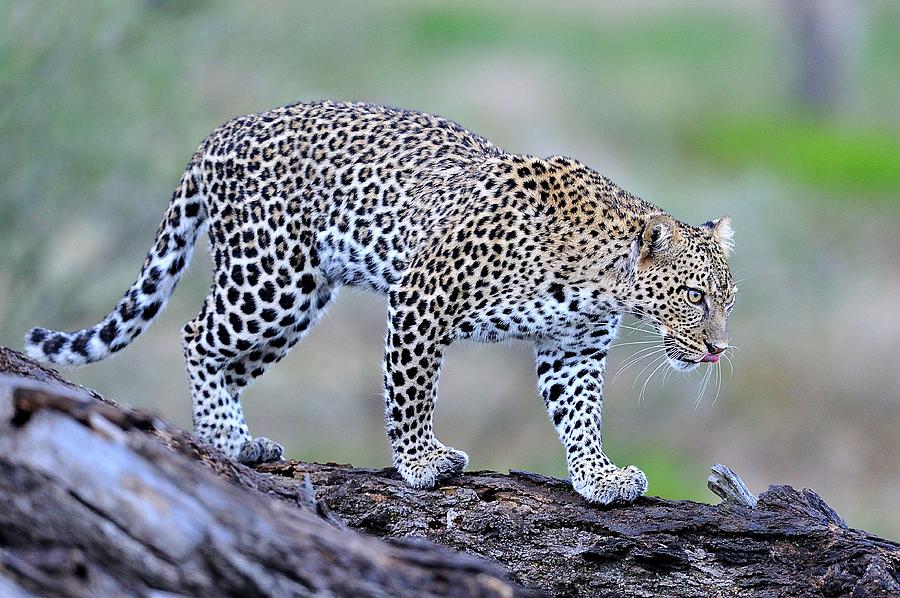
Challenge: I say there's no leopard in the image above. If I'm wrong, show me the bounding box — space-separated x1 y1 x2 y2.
25 100 736 504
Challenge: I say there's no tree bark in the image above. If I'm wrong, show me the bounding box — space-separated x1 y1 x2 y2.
0 346 897 597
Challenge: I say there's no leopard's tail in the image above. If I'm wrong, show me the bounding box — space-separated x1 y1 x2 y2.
24 155 207 366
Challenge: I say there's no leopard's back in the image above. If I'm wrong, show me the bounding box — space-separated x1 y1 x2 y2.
197 101 504 292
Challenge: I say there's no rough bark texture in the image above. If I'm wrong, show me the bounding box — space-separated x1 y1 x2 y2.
0 350 529 598
0 346 897 597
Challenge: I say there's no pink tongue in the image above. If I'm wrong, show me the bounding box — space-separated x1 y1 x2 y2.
700 354 720 363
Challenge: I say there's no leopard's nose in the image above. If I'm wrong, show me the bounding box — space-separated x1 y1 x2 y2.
705 341 728 355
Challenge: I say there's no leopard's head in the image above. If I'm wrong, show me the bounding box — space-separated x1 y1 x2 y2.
627 214 736 371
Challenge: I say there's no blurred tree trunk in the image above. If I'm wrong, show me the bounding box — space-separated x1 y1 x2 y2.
784 0 866 115
1 347 898 597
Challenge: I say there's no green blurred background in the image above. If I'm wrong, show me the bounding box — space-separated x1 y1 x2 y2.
1 1 898 537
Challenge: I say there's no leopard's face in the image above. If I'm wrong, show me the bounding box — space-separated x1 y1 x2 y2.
630 215 736 372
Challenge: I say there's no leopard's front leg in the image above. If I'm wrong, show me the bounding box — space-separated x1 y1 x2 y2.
383 292 468 489
535 337 647 504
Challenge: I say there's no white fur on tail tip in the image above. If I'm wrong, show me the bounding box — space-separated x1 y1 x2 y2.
23 326 96 366
24 327 69 364
24 327 52 362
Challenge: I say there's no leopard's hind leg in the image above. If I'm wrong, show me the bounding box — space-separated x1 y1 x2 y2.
182 255 334 464
223 284 336 464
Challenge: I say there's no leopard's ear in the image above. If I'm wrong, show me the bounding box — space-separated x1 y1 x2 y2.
641 214 680 259
702 216 734 256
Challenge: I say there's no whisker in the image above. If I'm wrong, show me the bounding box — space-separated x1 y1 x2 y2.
723 352 735 378
633 354 666 391
639 357 668 403
662 364 674 385
614 354 664 386
610 339 661 349
615 343 663 366
618 323 656 336
614 347 666 383
694 366 712 409
711 363 723 406
613 341 663 353
614 348 662 378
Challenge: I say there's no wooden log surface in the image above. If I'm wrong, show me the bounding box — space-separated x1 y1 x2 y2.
0 346 897 597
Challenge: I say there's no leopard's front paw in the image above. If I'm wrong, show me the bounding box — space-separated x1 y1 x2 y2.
237 436 285 465
395 446 469 489
573 465 648 505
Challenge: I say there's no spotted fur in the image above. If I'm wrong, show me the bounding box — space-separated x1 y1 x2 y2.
25 101 736 503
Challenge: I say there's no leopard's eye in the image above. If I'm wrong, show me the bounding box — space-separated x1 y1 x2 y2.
686 288 704 305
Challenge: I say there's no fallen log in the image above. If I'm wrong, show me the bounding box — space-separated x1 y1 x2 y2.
0 347 897 597
0 349 529 597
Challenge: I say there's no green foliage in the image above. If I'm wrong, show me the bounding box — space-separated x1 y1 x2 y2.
686 115 900 200
408 4 766 66
626 450 712 503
